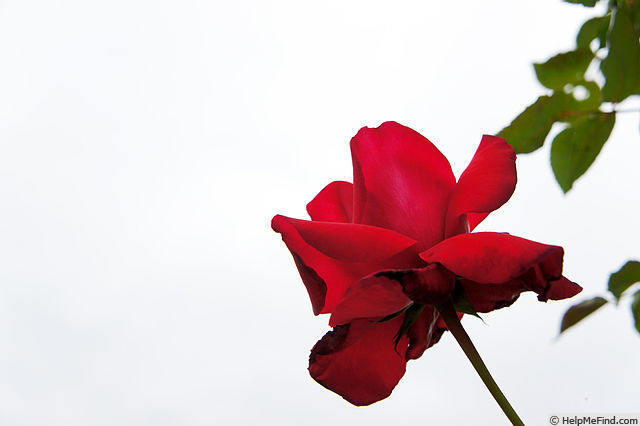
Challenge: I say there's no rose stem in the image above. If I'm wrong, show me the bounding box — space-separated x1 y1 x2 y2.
436 301 525 426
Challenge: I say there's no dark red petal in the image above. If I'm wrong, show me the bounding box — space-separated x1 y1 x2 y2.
462 275 581 313
329 274 411 327
406 306 442 360
272 215 421 314
420 232 565 284
351 121 456 249
377 264 456 306
420 232 582 308
445 135 517 237
309 316 408 406
275 216 418 263
460 278 527 313
329 264 456 327
307 181 353 223
540 276 582 301
290 253 328 315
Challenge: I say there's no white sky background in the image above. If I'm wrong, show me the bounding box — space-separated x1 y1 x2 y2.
0 0 639 425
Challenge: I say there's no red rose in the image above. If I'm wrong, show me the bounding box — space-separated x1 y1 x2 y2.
272 121 581 406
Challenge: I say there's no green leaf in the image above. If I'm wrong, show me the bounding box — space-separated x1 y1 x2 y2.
550 112 615 192
601 5 640 102
564 0 598 6
608 260 640 300
560 296 608 333
632 290 640 333
633 3 640 34
498 93 573 153
570 81 603 111
534 49 594 89
577 15 611 50
554 82 604 124
617 1 640 27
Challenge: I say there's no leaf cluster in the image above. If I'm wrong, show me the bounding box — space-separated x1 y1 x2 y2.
499 0 640 192
499 0 640 338
560 260 640 334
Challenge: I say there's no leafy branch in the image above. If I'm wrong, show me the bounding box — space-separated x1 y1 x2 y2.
499 0 640 337
560 261 640 334
498 0 640 193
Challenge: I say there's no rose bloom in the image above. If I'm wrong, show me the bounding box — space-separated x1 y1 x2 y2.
272 122 581 406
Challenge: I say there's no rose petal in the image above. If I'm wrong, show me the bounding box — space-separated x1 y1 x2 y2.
460 278 527 313
445 135 517 237
329 274 411 327
290 252 328 316
406 306 443 360
351 121 456 249
420 232 565 283
307 181 353 223
377 264 456 306
462 275 581 313
309 316 408 406
420 232 582 307
329 264 456 326
272 215 421 314
539 276 582 301
275 216 419 263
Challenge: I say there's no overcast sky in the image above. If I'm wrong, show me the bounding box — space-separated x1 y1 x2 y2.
0 1 639 425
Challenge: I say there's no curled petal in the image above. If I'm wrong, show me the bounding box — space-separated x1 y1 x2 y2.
406 306 443 360
421 232 564 283
329 264 456 326
445 135 517 237
290 253 328 316
351 121 456 249
309 316 408 406
525 272 582 302
460 278 527 313
420 232 582 308
274 216 419 263
272 215 420 314
377 264 456 306
307 181 354 223
462 275 581 313
329 274 411 327
545 276 582 300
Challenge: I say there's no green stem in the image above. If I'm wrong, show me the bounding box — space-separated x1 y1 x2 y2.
436 301 525 426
